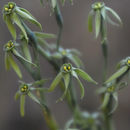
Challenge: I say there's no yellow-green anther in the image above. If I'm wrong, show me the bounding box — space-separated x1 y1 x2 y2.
62 51 66 55
127 60 130 65
64 66 67 71
5 7 8 11
68 66 71 70
21 88 25 92
107 86 115 92
97 3 101 8
9 4 13 9
23 85 28 89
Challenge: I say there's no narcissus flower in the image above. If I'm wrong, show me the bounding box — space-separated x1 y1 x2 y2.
15 79 47 117
48 63 97 102
3 2 42 41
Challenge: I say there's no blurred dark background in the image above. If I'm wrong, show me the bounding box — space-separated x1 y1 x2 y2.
0 0 130 130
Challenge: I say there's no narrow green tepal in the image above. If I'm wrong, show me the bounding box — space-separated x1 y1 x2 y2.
15 7 42 30
48 72 63 92
105 66 128 84
74 68 98 84
20 95 26 117
95 10 101 38
88 10 94 32
3 15 16 40
8 54 22 79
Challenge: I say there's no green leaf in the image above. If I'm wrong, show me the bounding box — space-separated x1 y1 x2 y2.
34 32 56 39
8 54 22 78
15 7 42 30
48 72 63 92
71 71 85 99
11 13 28 41
88 10 94 32
109 92 118 114
5 52 10 70
37 38 50 49
106 7 122 25
74 68 97 84
105 66 128 84
100 92 110 109
14 91 21 100
20 95 26 117
95 10 101 38
13 49 36 67
4 15 16 40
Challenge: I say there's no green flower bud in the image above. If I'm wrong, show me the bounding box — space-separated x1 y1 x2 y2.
92 2 105 11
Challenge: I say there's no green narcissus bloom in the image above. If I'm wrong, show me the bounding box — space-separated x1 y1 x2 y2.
15 79 47 117
88 2 122 39
4 40 36 78
48 63 97 102
3 2 42 41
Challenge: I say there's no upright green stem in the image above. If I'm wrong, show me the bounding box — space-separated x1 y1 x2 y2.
54 2 63 51
18 22 59 130
100 16 114 130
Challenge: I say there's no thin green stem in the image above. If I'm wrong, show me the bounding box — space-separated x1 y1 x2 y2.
100 16 114 130
54 2 63 51
56 26 63 51
17 22 59 130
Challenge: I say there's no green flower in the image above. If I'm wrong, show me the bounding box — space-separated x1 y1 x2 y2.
3 2 16 15
3 2 42 41
88 2 122 38
97 81 128 114
48 63 97 101
15 79 47 117
51 47 83 68
65 112 101 130
4 40 36 78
